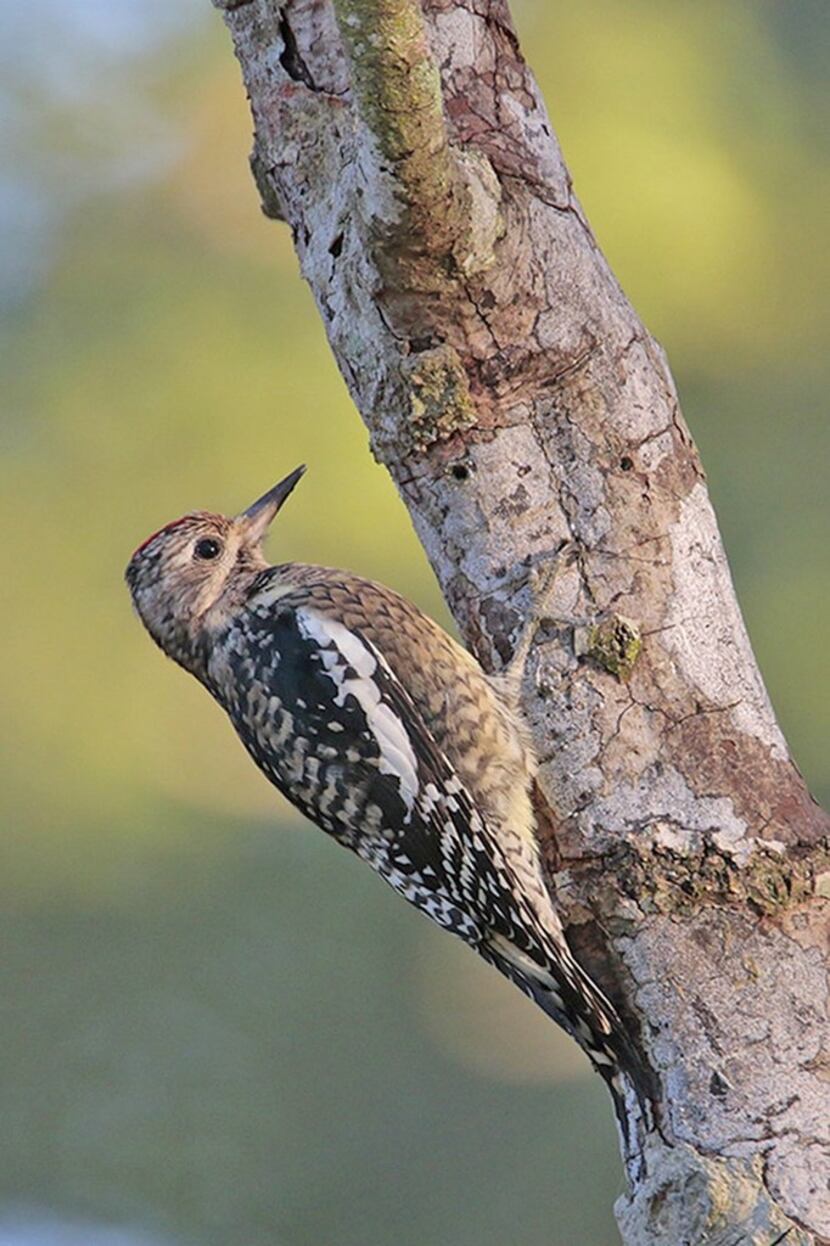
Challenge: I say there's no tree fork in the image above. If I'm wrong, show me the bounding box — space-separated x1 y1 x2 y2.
213 1 830 1240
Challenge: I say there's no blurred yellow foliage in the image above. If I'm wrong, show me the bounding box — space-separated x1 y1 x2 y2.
519 0 827 362
0 7 827 1241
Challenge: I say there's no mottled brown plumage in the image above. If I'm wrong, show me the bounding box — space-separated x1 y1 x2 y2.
264 565 534 843
125 468 654 1163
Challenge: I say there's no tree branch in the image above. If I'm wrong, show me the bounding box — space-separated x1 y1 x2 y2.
213 1 830 1240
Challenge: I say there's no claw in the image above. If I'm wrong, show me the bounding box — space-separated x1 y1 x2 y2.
502 541 582 690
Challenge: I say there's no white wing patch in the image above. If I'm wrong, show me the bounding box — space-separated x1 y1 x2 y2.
488 931 557 993
298 610 420 814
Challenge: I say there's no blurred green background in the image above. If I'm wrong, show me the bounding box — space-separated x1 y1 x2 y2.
1 2 827 1243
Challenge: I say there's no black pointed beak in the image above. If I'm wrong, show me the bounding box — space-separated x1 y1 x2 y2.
238 465 306 544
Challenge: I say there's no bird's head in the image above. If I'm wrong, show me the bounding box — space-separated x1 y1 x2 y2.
125 465 305 671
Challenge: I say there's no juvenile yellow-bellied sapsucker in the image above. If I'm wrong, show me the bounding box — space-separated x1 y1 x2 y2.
126 467 655 1161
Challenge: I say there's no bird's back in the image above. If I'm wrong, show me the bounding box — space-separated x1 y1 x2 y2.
234 564 535 833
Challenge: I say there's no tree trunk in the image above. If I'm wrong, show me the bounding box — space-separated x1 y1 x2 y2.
211 1 830 1240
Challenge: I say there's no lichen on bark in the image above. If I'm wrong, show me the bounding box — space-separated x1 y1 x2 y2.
583 614 642 681
403 343 477 450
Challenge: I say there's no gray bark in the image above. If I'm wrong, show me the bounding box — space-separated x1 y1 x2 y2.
211 1 830 1241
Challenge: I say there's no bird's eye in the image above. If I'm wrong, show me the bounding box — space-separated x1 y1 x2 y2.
194 537 222 561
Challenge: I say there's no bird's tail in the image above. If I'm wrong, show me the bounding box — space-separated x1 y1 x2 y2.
484 934 658 1176
556 954 658 1174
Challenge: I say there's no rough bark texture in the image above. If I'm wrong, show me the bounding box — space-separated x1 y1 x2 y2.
212 0 830 1240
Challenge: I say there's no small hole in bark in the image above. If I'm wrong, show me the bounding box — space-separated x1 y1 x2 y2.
278 13 316 89
620 456 634 472
451 463 470 481
410 335 438 353
709 1071 729 1098
329 233 344 258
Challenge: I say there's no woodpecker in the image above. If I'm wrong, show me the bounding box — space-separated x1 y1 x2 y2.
125 466 655 1162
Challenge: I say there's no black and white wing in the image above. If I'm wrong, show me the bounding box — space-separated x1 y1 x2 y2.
220 598 653 1142
228 599 544 946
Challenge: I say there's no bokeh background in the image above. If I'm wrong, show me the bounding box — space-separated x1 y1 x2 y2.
1 2 828 1243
